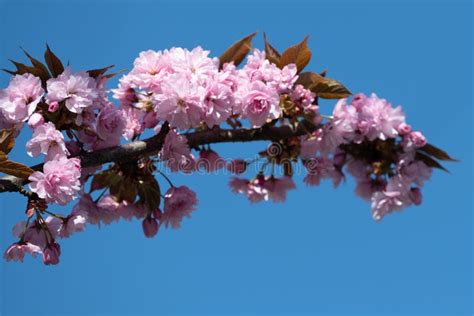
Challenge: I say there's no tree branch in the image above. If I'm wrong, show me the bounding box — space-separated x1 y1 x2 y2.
0 120 318 194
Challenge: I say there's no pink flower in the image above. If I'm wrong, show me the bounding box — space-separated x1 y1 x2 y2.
358 93 406 141
0 74 44 122
46 67 98 114
42 242 61 265
93 104 125 149
402 131 427 150
162 186 198 229
242 81 281 127
26 122 69 160
72 194 101 225
303 157 342 187
60 213 87 238
197 149 224 172
96 195 122 224
129 50 173 90
228 175 268 203
28 157 81 205
371 177 411 221
263 176 296 202
169 46 218 80
227 159 247 174
160 129 195 172
121 107 145 141
291 84 315 110
3 242 42 262
202 81 234 127
142 217 159 238
154 73 204 129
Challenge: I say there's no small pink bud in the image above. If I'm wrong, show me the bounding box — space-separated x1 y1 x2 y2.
409 131 427 148
142 217 159 238
333 151 346 167
48 101 60 112
397 123 412 135
409 187 422 205
28 113 44 129
42 242 61 265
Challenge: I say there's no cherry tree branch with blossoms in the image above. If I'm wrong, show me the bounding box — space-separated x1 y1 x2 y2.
0 34 455 265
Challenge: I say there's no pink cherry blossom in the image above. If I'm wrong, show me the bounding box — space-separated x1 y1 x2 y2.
291 84 315 110
3 242 42 262
241 81 281 127
26 122 69 160
0 73 44 123
263 176 296 202
303 157 342 187
28 157 81 205
357 93 406 141
160 129 195 172
202 81 234 127
121 107 145 141
129 50 173 90
46 67 98 114
94 104 125 149
162 186 198 229
154 73 204 129
197 149 224 172
59 213 87 238
169 46 218 80
371 177 411 221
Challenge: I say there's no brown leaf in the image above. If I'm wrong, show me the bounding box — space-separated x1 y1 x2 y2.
415 152 449 172
8 59 48 81
419 143 457 161
219 32 257 69
0 160 35 179
263 33 281 65
0 128 16 155
296 72 351 99
20 47 51 83
137 176 161 212
279 36 311 73
87 65 115 78
44 44 64 77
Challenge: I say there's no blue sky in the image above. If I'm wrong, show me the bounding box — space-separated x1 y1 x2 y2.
0 0 472 315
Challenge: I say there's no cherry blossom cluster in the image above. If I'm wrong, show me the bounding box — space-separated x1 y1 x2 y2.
297 93 430 220
0 38 450 265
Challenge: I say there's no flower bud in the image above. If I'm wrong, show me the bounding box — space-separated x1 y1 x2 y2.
48 101 60 112
142 217 159 238
409 187 422 205
42 242 61 265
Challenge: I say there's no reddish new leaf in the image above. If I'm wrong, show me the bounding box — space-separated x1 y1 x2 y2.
0 159 35 179
20 47 51 83
0 128 16 155
263 33 281 65
219 32 257 69
419 143 457 161
279 36 311 73
296 72 351 99
87 65 115 78
44 45 64 77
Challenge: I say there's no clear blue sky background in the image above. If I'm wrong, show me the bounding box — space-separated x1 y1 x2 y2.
0 0 472 315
